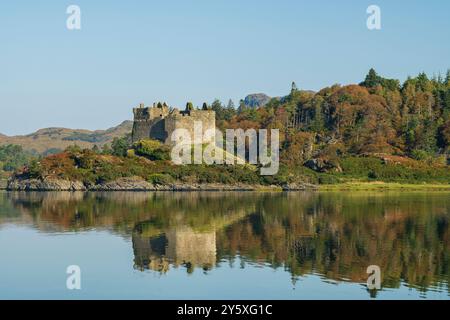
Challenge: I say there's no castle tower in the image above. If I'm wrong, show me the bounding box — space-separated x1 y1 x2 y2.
131 103 170 143
131 102 216 146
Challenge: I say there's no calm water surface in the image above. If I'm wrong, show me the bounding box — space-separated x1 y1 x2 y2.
0 191 449 299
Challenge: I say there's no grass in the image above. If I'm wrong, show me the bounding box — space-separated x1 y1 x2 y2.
318 181 450 191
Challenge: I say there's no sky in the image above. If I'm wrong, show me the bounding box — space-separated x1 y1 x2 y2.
0 0 449 135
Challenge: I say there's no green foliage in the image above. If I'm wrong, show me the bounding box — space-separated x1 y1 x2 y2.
211 99 236 122
0 144 35 172
27 159 41 178
337 156 450 183
43 148 63 156
410 150 430 161
111 136 130 157
133 139 170 161
186 102 194 111
65 145 82 154
147 173 174 185
318 174 340 185
62 132 104 143
360 68 400 90
94 161 122 184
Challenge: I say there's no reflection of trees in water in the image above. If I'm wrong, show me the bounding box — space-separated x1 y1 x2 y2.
216 192 450 293
1 191 449 293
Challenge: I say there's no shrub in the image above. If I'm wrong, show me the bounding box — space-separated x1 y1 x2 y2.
126 149 136 157
133 139 170 161
147 173 174 185
73 149 96 170
94 162 122 184
410 150 429 161
318 175 340 184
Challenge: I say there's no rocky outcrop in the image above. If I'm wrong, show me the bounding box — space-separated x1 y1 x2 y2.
304 158 342 173
243 93 272 108
89 177 154 191
7 176 316 191
7 177 86 191
281 183 318 191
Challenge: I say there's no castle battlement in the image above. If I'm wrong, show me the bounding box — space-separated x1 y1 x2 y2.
131 102 216 145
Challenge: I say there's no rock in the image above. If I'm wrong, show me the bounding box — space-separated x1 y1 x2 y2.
7 177 86 191
91 176 155 191
281 183 318 191
304 158 342 173
7 176 318 192
243 93 272 108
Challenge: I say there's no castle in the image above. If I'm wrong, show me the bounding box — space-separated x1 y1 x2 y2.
132 102 216 145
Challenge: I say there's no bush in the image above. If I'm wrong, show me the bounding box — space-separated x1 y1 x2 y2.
126 149 136 157
73 150 96 170
133 139 170 161
147 173 173 185
94 162 122 184
318 175 340 184
410 150 429 161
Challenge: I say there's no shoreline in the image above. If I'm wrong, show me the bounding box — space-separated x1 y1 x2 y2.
318 182 450 191
2 177 450 192
4 177 313 192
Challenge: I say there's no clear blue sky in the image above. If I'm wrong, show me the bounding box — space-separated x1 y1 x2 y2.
1 0 449 135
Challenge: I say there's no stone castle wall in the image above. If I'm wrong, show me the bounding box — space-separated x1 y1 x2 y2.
164 110 216 145
132 104 216 145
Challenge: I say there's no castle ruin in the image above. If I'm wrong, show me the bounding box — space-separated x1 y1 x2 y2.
132 102 216 145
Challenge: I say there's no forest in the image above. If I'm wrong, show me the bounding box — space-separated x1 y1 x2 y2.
214 68 450 164
4 69 450 187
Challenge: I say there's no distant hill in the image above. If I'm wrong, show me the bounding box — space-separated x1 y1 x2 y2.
243 93 272 108
243 91 315 108
0 121 133 155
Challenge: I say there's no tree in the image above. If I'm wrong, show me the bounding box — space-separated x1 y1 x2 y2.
111 137 130 157
438 119 450 150
227 99 235 109
361 68 380 87
186 102 194 111
202 102 209 110
238 100 247 114
291 81 298 94
0 144 35 172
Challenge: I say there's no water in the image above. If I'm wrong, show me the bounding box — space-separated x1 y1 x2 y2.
0 191 449 300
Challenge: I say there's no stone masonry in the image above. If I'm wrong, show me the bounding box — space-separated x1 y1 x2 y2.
132 102 216 145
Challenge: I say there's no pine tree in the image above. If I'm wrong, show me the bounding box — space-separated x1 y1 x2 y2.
238 99 247 114
227 99 235 109
186 102 194 111
291 81 298 94
361 68 380 87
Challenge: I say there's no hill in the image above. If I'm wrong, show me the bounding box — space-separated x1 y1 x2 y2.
0 121 133 155
243 93 272 108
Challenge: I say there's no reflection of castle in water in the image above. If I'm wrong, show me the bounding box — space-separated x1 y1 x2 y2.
133 227 216 273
